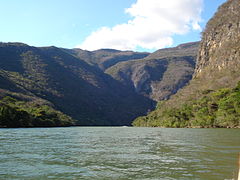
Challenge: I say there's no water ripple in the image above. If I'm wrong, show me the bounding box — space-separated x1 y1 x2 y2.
0 127 239 180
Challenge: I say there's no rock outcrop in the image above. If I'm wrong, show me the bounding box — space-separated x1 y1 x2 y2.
194 0 240 88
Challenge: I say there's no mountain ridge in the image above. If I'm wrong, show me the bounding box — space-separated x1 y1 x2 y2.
106 42 199 101
0 41 200 126
0 43 154 126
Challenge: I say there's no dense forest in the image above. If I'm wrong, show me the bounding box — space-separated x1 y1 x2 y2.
133 82 240 128
0 96 74 128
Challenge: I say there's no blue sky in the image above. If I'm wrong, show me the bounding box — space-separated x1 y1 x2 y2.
0 0 226 52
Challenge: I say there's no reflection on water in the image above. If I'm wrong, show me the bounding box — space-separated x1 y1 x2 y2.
0 127 239 180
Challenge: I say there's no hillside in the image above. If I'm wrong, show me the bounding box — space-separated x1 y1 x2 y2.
0 43 153 126
65 48 149 70
133 0 240 128
106 42 199 101
0 41 202 127
0 96 74 128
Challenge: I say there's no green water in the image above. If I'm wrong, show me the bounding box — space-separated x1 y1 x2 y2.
0 127 239 180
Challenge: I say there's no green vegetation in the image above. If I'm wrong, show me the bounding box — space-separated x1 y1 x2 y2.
0 96 74 128
0 43 153 126
133 82 240 128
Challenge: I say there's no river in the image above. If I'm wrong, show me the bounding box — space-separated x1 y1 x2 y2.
0 127 239 180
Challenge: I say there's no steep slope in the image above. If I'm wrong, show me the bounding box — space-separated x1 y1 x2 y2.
0 43 154 126
65 48 149 70
133 0 240 128
106 42 199 101
194 0 240 87
169 0 240 103
0 96 74 128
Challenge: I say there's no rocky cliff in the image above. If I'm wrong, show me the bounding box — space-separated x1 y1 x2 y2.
133 0 240 128
170 0 240 101
194 0 240 88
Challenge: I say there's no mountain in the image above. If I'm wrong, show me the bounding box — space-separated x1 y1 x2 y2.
194 0 240 87
106 42 199 101
0 43 154 126
0 41 201 127
65 48 149 70
133 0 240 128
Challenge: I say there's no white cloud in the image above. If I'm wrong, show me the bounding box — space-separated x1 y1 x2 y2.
77 0 203 51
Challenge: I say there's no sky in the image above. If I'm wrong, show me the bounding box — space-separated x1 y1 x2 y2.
0 0 227 52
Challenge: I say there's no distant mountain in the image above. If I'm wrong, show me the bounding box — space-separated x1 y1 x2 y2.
133 0 240 128
65 48 149 70
145 42 199 60
0 43 153 126
106 42 199 101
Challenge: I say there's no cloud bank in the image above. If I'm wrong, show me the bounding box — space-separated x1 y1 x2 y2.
77 0 203 51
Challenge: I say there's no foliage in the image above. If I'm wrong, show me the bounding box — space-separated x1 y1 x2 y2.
0 96 74 128
0 43 154 126
132 82 240 128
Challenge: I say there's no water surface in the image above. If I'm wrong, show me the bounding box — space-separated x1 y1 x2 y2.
0 127 239 180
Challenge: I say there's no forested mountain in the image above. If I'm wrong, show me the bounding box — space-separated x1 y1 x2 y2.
0 39 201 127
65 48 149 70
106 42 199 101
0 43 154 126
133 0 240 128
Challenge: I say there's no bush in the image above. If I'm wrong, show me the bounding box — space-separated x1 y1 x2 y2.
0 96 74 128
133 81 240 128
